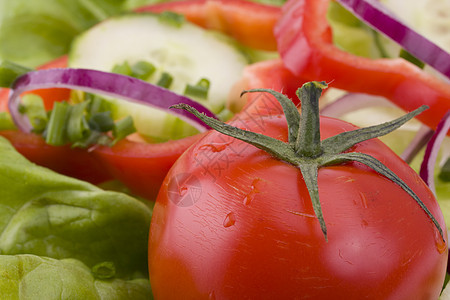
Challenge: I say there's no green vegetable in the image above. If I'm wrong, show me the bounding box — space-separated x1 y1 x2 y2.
0 255 152 300
0 136 152 297
0 0 172 68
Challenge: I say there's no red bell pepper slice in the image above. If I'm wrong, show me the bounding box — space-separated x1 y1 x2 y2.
136 0 281 51
275 0 450 132
0 0 296 200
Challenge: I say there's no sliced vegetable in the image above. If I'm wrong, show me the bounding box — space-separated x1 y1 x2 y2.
420 110 450 194
275 0 450 132
7 68 217 133
68 12 248 140
136 0 281 51
336 0 450 79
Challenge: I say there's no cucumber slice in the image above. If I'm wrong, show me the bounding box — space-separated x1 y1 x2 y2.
69 13 249 141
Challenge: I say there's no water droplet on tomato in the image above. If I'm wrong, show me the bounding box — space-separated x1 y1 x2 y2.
208 291 216 300
243 194 254 206
243 178 262 206
223 212 236 228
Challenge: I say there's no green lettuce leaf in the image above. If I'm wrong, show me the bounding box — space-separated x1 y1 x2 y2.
0 254 152 300
0 135 152 296
0 0 164 68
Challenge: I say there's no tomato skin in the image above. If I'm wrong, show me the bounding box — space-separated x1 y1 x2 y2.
149 111 447 299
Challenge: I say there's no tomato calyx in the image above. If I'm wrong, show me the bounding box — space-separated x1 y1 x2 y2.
172 81 444 242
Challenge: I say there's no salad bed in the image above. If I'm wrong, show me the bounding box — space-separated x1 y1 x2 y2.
0 0 449 299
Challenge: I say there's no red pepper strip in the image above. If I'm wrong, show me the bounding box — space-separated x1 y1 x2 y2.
231 58 308 116
275 0 450 132
136 0 281 51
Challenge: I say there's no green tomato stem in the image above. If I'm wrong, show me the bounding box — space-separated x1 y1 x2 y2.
171 82 444 242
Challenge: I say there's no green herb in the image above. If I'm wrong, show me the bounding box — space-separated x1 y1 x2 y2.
131 60 156 80
184 78 210 99
399 49 425 69
157 72 173 88
439 158 450 182
113 116 136 143
158 11 185 28
45 101 70 146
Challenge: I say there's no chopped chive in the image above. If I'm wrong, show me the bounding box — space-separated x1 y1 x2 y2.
439 158 450 182
67 101 90 142
88 111 115 132
87 95 111 115
113 116 136 144
0 112 16 130
71 131 104 148
399 49 425 69
111 61 132 76
157 72 173 88
20 94 48 133
0 60 32 87
184 78 210 99
158 11 185 28
45 101 70 146
131 61 156 80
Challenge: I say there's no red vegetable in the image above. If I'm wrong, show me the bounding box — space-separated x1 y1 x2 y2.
149 83 447 299
336 0 450 79
136 0 281 51
275 0 450 133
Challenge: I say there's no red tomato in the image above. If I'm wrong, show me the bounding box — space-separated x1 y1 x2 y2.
149 104 447 299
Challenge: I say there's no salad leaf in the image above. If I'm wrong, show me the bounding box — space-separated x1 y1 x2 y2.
0 0 158 68
0 254 152 299
0 135 152 294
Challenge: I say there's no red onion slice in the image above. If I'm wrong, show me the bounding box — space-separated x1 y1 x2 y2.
336 0 450 79
8 68 217 133
420 110 450 194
